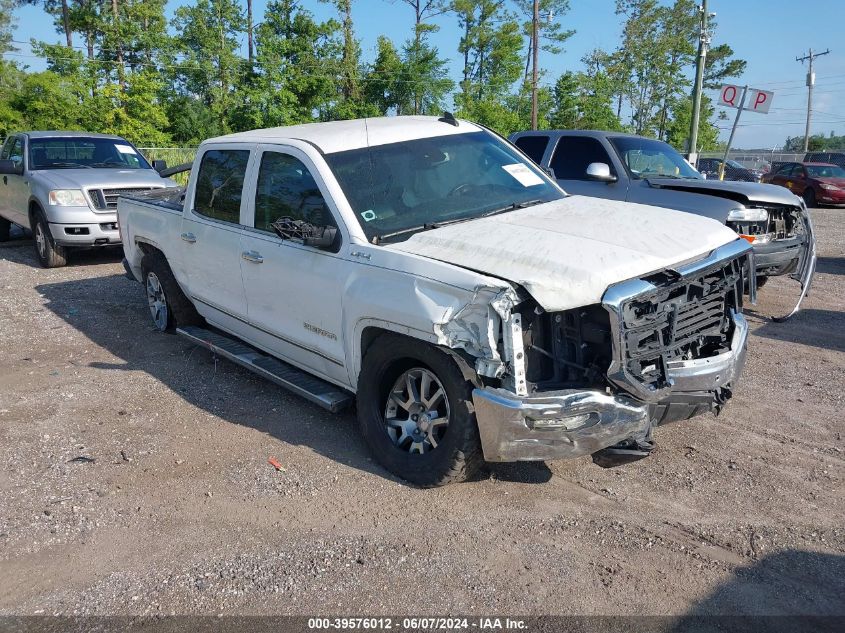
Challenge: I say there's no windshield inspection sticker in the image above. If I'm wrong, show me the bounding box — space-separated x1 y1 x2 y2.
502 163 544 187
361 210 377 222
115 144 137 154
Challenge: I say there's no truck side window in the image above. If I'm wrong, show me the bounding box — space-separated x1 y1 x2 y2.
0 137 13 160
513 135 549 165
549 137 615 180
7 138 24 167
193 149 250 224
253 152 335 232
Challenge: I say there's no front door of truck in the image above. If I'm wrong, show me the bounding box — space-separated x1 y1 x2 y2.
179 147 251 328
1 136 29 226
238 146 348 385
550 135 627 200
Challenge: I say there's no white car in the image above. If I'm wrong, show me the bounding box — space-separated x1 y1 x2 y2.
118 116 754 486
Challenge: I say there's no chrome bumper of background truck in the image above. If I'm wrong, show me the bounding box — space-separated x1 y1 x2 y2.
473 310 749 463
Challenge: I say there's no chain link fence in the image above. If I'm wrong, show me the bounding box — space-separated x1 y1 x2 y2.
698 149 845 173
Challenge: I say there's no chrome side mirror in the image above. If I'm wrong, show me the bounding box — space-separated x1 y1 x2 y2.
585 162 617 183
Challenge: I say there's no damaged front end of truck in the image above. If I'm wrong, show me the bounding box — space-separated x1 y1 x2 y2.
447 239 755 464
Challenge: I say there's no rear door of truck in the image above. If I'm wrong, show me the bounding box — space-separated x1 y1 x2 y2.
179 145 252 328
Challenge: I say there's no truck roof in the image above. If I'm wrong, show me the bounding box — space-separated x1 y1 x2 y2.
511 129 647 140
22 131 128 140
205 116 483 154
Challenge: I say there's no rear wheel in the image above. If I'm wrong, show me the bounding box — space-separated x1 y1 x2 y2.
357 334 483 487
140 251 202 333
0 217 10 242
32 210 67 268
803 188 817 208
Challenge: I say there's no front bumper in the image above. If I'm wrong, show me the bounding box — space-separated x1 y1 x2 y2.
753 235 803 277
472 310 749 463
49 220 121 247
472 388 651 462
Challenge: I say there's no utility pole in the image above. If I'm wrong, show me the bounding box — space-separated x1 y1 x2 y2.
797 48 830 152
688 0 711 165
530 0 540 130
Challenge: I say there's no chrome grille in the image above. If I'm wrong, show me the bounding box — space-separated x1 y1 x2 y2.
90 187 155 210
603 240 751 401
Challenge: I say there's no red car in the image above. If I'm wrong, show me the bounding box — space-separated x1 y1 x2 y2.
762 161 845 207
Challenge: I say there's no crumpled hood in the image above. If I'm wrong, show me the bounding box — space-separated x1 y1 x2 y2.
386 196 740 312
36 168 176 189
647 177 801 206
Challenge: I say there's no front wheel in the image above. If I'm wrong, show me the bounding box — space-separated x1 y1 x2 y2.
32 211 67 268
0 217 10 242
357 334 483 487
803 188 817 208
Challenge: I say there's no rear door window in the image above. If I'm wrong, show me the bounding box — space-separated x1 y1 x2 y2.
549 136 615 180
513 135 550 165
193 149 250 224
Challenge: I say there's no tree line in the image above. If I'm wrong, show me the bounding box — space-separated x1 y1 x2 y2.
0 0 745 150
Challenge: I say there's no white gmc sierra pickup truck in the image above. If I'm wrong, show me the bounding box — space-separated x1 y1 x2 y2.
118 116 755 486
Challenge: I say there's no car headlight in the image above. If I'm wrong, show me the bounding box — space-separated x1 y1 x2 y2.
727 208 768 222
819 183 840 191
48 189 89 206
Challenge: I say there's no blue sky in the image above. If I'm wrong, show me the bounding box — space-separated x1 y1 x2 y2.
7 0 845 148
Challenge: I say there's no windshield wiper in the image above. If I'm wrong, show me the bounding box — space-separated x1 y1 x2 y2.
46 162 93 169
480 198 545 217
373 200 547 245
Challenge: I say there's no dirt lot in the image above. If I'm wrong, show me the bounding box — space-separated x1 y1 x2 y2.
0 210 843 619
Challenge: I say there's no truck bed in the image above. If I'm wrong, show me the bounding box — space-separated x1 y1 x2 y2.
123 186 186 212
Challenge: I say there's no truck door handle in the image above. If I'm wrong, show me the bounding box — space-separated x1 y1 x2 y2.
180 232 196 243
241 250 264 263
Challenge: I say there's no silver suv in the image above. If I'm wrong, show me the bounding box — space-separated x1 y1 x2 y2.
0 131 175 267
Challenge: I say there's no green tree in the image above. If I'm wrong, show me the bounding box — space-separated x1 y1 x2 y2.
172 0 245 133
234 0 342 128
515 0 574 83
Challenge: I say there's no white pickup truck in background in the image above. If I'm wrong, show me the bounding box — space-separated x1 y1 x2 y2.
118 116 754 486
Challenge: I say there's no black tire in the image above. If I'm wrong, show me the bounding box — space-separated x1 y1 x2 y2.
755 276 769 289
0 217 10 242
140 250 203 333
803 188 816 208
357 334 484 487
31 209 67 268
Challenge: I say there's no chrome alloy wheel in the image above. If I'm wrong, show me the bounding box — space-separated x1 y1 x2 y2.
146 271 169 331
34 221 47 259
384 368 450 454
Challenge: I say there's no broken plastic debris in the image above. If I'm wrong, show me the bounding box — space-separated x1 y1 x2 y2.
67 456 95 464
268 457 285 472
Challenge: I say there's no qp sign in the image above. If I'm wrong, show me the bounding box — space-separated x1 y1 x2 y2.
718 84 774 114
747 88 774 114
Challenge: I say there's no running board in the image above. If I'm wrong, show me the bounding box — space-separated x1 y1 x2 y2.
177 326 353 413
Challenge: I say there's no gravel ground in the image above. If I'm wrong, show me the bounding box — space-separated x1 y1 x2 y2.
0 211 843 617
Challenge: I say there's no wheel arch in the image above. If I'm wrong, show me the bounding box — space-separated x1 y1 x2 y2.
354 322 480 391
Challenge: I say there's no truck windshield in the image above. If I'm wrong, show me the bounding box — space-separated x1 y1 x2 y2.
28 137 152 170
324 130 563 243
609 137 702 180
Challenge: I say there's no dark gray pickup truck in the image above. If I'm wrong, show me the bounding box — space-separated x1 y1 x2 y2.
510 130 815 302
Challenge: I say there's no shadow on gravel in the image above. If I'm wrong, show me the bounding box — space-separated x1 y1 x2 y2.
670 550 845 632
815 256 845 276
751 308 845 352
487 461 553 484
0 224 124 268
30 262 422 485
